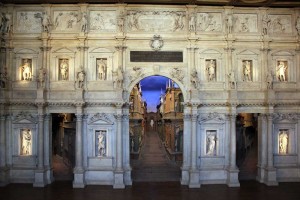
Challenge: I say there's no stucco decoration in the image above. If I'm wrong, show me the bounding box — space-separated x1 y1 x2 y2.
16 12 42 33
268 15 292 34
233 14 258 33
89 10 117 32
89 113 114 125
170 67 184 84
126 10 185 32
53 11 80 31
197 12 222 32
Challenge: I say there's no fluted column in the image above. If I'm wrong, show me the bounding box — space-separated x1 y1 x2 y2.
122 105 132 185
73 104 85 188
114 103 125 189
257 114 267 183
265 114 278 186
188 104 200 188
43 114 53 184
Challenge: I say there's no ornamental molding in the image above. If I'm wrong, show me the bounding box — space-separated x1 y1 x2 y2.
89 113 114 125
199 112 225 123
170 67 184 84
273 113 300 122
13 111 37 124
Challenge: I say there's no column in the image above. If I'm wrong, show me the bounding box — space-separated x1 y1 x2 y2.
73 104 85 188
0 113 8 186
114 104 125 189
43 114 53 184
122 105 132 185
257 114 267 183
226 113 240 187
188 104 200 188
224 114 231 167
34 104 46 187
181 109 191 185
265 114 278 186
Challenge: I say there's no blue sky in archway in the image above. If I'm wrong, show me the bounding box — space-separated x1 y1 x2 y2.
139 76 179 112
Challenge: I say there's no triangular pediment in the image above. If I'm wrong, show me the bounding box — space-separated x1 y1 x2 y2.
15 48 38 54
13 112 37 124
237 49 258 55
272 50 294 56
90 47 112 53
199 113 225 123
89 113 114 125
53 47 74 54
201 49 222 55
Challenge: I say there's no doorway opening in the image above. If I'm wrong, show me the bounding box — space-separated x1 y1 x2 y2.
51 113 76 181
236 113 258 181
129 76 183 182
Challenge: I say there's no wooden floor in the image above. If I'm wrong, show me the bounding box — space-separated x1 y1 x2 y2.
1 181 300 200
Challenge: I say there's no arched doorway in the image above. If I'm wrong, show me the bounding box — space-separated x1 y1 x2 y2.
128 75 185 182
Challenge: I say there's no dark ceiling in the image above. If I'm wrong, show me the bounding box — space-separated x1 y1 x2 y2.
1 0 300 7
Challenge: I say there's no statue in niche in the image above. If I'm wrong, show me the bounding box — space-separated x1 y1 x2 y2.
80 12 88 33
243 60 252 82
113 67 124 88
227 70 236 89
21 129 32 155
266 71 273 89
20 59 32 81
262 15 271 35
97 58 107 80
41 12 51 32
190 68 200 89
59 59 69 80
206 132 217 156
206 59 216 81
76 66 85 89
226 14 233 34
37 67 46 88
296 16 300 36
96 130 106 157
189 13 196 32
279 130 288 154
276 61 287 82
0 67 8 89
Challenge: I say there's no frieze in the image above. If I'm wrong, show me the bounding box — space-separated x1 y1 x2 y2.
199 112 225 123
268 14 292 34
89 113 114 125
53 11 80 32
273 113 300 122
89 10 117 32
197 12 222 32
126 10 186 32
16 12 42 33
233 14 258 33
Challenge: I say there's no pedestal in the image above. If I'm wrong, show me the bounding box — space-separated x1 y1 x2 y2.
264 167 278 186
73 169 85 188
37 88 45 100
76 89 84 100
0 167 9 186
123 168 132 186
226 168 240 187
180 167 190 185
188 170 201 188
33 169 46 187
45 167 54 184
256 166 266 183
113 171 125 189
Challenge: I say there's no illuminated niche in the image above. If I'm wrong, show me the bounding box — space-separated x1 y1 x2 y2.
20 129 32 155
95 130 107 157
279 129 289 154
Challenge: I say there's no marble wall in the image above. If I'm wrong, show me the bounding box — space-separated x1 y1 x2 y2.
0 3 300 188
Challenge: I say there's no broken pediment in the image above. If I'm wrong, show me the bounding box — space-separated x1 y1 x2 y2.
89 113 114 125
13 111 37 124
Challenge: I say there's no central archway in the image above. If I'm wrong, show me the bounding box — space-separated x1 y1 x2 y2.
126 74 186 182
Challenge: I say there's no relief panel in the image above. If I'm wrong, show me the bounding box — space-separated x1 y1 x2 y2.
15 11 42 33
268 14 292 34
89 10 117 32
53 11 80 31
197 12 222 32
233 14 258 33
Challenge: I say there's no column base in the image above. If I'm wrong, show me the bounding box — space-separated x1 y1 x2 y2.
226 167 240 187
188 170 201 188
33 169 47 187
73 168 85 188
180 167 190 185
45 167 54 184
123 167 132 186
0 167 10 186
256 166 266 183
113 171 125 189
264 167 278 186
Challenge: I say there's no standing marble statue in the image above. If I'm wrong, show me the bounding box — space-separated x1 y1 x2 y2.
76 67 85 89
80 12 88 33
191 68 199 89
113 67 124 88
279 131 288 154
296 16 300 36
3 13 12 34
0 67 8 89
60 59 68 80
226 14 233 34
97 131 106 157
206 59 216 81
277 61 287 82
21 59 32 81
207 134 216 156
243 60 252 81
37 67 46 88
21 129 32 155
189 13 196 32
42 12 51 32
97 59 107 80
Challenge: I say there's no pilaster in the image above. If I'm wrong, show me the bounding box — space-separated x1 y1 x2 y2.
257 114 267 183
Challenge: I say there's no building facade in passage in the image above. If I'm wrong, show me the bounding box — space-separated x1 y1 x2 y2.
0 3 300 189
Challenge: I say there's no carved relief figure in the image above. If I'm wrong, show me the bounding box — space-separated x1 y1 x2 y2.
21 129 32 155
226 14 233 34
296 16 300 36
276 61 287 82
2 13 12 33
20 59 32 81
173 12 185 31
54 12 79 31
113 67 124 88
189 13 196 32
130 67 144 83
240 17 250 32
262 15 271 35
266 71 273 89
191 68 200 89
80 12 88 33
59 59 69 81
243 60 252 81
170 68 184 83
42 12 51 32
37 67 46 88
97 58 107 80
128 12 139 31
76 66 85 89
96 130 106 157
198 13 221 32
206 59 216 81
0 68 8 89
227 70 236 89
206 131 217 156
272 17 284 33
117 13 124 32
279 130 288 154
